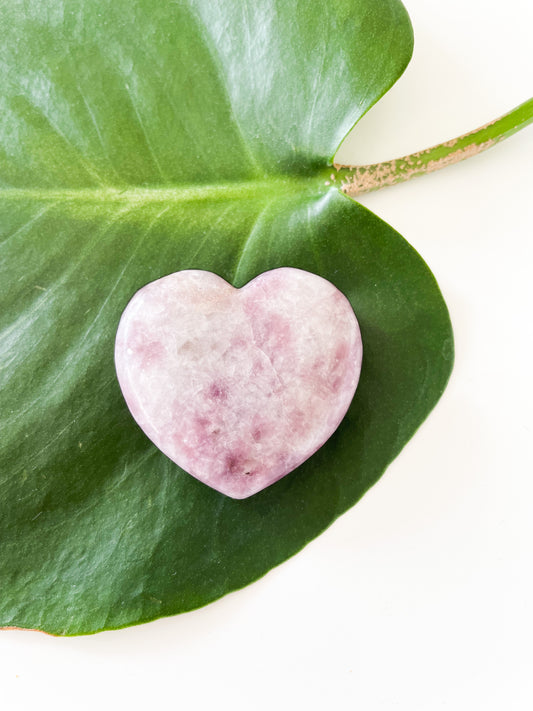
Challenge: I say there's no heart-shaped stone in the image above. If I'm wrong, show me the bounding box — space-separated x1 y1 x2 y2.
115 268 362 499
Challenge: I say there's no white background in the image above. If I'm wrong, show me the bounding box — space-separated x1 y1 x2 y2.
2 1 532 708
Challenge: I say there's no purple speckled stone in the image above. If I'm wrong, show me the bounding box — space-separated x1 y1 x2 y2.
115 268 362 499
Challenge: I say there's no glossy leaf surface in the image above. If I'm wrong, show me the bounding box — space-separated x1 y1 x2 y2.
0 0 453 634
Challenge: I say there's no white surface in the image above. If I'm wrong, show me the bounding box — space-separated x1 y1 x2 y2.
2 1 532 708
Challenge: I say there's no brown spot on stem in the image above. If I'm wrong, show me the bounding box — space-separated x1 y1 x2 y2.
338 138 496 197
333 106 522 198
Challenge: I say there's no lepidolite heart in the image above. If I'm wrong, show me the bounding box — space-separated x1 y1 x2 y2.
115 268 362 499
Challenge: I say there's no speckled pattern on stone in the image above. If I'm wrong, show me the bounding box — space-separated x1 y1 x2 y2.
115 268 362 498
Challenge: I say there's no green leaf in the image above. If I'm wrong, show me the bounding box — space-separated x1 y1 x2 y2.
0 0 452 635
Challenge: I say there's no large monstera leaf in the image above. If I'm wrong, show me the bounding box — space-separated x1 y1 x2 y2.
0 0 453 635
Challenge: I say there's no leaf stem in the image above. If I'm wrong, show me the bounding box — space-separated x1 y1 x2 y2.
334 97 533 197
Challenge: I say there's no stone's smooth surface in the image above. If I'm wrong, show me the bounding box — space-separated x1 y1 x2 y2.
115 268 363 499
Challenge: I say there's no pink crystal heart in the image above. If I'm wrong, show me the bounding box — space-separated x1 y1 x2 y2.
115 268 362 499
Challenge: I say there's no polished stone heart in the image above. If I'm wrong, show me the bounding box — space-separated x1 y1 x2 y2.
115 268 362 498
